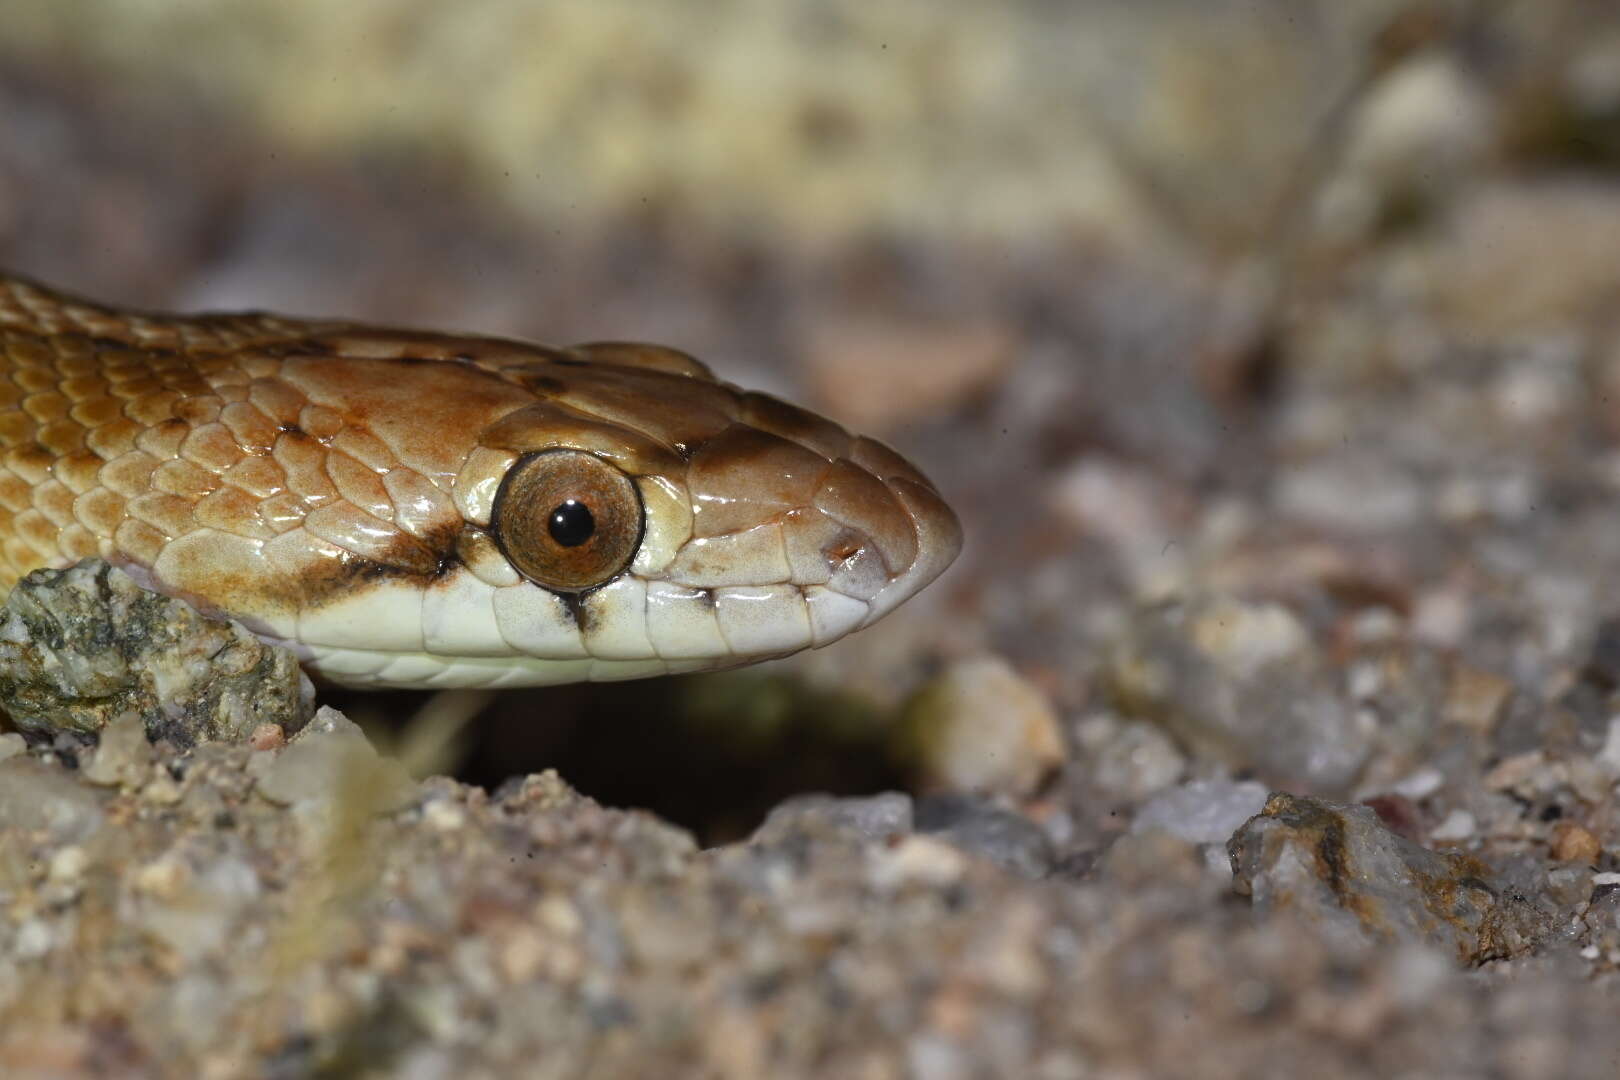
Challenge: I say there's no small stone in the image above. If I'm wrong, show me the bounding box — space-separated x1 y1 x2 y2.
133 855 262 961
1074 715 1186 804
141 775 184 806
13 919 52 959
1442 663 1513 736
1428 809 1476 843
1133 779 1270 846
249 724 286 752
0 733 24 762
1107 597 1370 789
81 711 154 787
422 799 467 833
497 928 547 984
46 845 88 886
254 720 416 813
1484 751 1547 794
902 656 1064 796
867 835 967 892
1551 822 1602 865
300 705 362 739
1049 457 1183 597
1596 717 1620 780
534 894 583 938
1411 587 1469 648
0 756 103 838
963 896 1048 997
133 856 188 900
1229 793 1551 964
1426 183 1620 335
914 794 1055 879
0 560 312 747
1545 865 1594 908
1187 598 1310 677
752 792 913 846
1568 757 1612 805
1391 767 1445 801
1275 459 1422 533
1347 53 1490 194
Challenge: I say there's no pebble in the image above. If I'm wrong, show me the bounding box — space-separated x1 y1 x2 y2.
1595 717 1620 780
1229 793 1550 964
751 792 914 846
1275 460 1423 533
1544 865 1594 909
249 723 287 752
1188 597 1310 677
133 856 189 900
868 835 968 892
1391 767 1445 801
1348 54 1490 193
0 756 104 839
1108 597 1371 790
141 775 184 805
1429 809 1476 843
46 845 88 887
254 713 416 813
1074 714 1186 803
1132 779 1270 847
1049 456 1182 596
82 711 154 787
904 656 1064 796
13 919 52 960
422 799 467 833
914 794 1056 879
1551 823 1602 865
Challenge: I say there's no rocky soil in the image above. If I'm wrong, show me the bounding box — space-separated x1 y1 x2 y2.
6 2 1620 1077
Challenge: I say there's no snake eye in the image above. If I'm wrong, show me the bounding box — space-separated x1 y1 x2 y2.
492 450 643 592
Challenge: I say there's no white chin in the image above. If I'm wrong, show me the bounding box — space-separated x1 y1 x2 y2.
288 644 806 689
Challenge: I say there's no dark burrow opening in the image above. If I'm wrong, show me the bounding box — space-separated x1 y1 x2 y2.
323 672 917 847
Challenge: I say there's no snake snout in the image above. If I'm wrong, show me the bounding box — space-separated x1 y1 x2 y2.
791 445 962 635
878 473 962 604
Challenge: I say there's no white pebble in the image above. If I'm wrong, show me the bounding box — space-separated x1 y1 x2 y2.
1429 809 1476 842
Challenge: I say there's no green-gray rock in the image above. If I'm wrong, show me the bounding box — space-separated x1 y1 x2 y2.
0 559 312 747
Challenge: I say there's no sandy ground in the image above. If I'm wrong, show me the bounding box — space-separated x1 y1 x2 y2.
4 3 1620 1076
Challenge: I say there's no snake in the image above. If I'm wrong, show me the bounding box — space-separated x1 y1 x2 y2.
0 271 961 689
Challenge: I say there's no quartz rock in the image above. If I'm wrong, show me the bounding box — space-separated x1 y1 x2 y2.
1229 793 1553 964
81 711 154 787
254 707 416 814
1133 779 1270 846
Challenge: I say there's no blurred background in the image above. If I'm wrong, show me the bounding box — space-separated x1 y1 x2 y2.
6 0 1620 843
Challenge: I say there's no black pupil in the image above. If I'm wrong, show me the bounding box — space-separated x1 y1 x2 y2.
547 499 595 547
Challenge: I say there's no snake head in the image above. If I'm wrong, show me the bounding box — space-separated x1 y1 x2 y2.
255 336 961 687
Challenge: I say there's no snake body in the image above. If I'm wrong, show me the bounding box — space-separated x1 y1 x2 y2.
0 272 961 688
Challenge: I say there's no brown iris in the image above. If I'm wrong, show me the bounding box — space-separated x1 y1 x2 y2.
491 450 643 592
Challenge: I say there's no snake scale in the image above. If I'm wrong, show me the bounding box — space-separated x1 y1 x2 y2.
0 271 961 688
